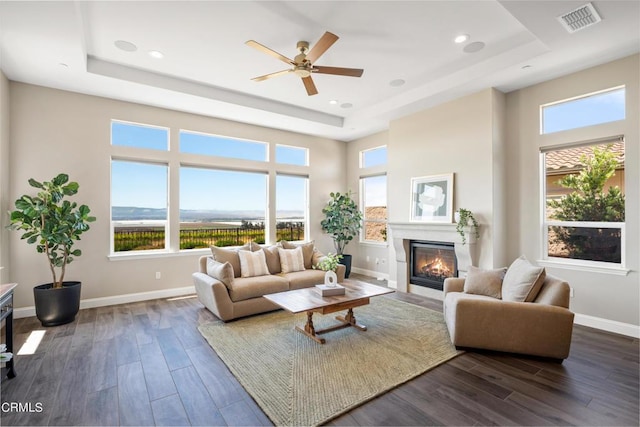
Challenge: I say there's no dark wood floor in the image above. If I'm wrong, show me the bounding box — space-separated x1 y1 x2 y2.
1 274 638 426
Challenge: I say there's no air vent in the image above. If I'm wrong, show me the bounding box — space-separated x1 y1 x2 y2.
557 3 602 33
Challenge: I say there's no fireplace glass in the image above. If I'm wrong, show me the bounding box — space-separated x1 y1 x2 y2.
410 240 457 290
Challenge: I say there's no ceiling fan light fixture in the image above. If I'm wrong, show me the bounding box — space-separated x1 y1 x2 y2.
294 66 311 78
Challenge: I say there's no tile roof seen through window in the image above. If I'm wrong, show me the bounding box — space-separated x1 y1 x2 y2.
546 142 624 173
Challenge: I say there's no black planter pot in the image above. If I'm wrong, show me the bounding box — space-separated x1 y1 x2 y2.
33 281 81 327
340 254 353 279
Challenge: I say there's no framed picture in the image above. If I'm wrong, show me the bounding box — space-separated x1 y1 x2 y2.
410 174 454 222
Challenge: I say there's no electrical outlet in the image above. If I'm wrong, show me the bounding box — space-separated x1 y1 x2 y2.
155 272 161 280
569 287 574 298
375 258 380 265
366 256 370 262
381 259 386 264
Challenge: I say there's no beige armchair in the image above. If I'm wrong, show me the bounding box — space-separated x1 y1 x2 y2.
443 274 574 360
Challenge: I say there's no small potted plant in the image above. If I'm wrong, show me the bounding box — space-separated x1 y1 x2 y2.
314 253 343 287
455 208 479 245
320 191 363 278
8 173 95 326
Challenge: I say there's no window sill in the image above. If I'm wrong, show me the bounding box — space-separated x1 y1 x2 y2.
109 248 209 261
537 259 630 276
359 241 388 248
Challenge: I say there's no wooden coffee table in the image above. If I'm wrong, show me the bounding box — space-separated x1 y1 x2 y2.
263 279 394 344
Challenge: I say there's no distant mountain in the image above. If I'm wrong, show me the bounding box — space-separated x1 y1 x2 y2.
112 206 303 221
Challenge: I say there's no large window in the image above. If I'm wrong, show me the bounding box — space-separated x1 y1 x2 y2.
541 86 625 134
111 160 168 252
360 175 387 243
179 168 267 248
542 139 625 267
360 146 387 168
180 130 267 161
276 174 307 241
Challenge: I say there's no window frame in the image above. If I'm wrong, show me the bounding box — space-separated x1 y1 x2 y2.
538 138 628 275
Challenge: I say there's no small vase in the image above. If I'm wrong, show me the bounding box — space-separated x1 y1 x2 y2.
324 270 338 287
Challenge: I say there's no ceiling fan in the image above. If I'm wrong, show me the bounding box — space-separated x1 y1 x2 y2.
246 31 364 96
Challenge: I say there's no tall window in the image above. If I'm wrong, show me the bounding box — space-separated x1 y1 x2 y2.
179 168 267 248
542 139 625 267
276 174 308 241
111 160 168 252
360 175 388 243
541 86 625 134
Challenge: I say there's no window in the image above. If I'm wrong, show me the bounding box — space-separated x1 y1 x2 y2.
542 139 625 267
360 175 387 243
111 160 168 252
276 145 308 166
179 167 267 248
111 121 168 150
541 86 625 134
276 174 307 242
180 130 267 161
361 146 387 168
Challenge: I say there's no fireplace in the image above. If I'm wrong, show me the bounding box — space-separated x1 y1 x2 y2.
410 240 457 290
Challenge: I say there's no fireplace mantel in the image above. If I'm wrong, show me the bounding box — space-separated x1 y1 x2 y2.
388 222 477 293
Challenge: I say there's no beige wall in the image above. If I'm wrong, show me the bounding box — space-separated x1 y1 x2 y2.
505 54 639 327
0 71 9 284
8 83 346 309
386 88 507 284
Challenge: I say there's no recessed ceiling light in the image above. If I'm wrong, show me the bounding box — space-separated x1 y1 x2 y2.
341 103 353 109
463 41 485 53
454 34 469 44
329 100 338 105
114 40 137 52
390 79 405 87
521 65 532 69
59 63 68 68
148 50 164 59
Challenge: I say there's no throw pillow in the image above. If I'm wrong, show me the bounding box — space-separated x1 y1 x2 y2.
278 246 306 273
238 250 270 278
280 240 315 269
205 259 234 290
502 255 546 302
210 243 252 278
463 265 507 299
263 245 282 274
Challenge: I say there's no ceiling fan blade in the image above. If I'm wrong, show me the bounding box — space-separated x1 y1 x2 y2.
305 31 339 64
313 66 364 77
245 40 294 65
251 69 292 82
302 76 318 96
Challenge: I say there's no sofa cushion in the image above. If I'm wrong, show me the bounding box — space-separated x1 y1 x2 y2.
229 275 289 302
238 250 270 278
280 240 315 269
205 259 234 291
262 245 282 275
278 246 306 273
502 255 546 302
210 243 252 278
463 266 507 299
282 269 326 290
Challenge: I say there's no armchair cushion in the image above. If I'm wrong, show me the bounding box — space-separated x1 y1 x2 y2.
463 266 507 299
502 255 546 302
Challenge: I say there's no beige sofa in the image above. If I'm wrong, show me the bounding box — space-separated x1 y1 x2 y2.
443 271 574 360
193 241 345 321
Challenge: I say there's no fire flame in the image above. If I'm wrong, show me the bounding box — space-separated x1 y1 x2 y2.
421 257 451 276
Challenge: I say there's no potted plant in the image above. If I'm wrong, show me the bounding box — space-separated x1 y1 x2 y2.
8 173 95 326
314 252 343 287
320 191 363 278
454 208 479 245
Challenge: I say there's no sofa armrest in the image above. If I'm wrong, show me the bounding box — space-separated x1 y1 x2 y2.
336 264 346 282
192 272 234 321
446 295 574 359
444 277 465 295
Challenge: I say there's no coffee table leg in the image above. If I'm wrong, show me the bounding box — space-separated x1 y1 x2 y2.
295 312 326 344
336 308 367 331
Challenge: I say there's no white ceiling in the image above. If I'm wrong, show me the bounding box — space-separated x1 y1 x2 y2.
1 1 638 141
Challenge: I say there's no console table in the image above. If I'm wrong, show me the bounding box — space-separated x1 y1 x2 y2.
1 283 17 379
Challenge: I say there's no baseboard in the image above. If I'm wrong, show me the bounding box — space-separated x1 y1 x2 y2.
13 285 196 319
387 280 397 289
350 267 389 281
574 313 640 338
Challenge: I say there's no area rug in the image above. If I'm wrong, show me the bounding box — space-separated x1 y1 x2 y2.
198 296 461 426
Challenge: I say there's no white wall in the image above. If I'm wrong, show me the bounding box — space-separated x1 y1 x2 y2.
0 71 9 284
8 82 346 310
346 131 390 278
505 54 639 328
